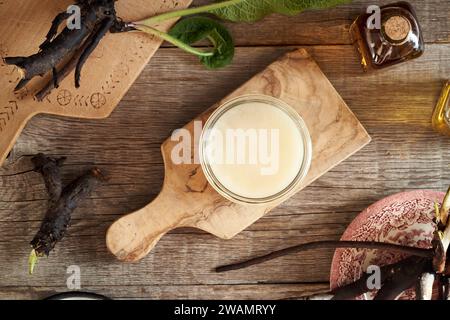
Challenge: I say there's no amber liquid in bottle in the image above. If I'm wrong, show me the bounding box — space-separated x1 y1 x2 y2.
350 2 425 71
432 81 450 136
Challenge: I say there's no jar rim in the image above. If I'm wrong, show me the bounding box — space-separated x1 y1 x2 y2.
199 94 312 206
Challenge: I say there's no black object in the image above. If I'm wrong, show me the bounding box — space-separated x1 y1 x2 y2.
45 291 110 300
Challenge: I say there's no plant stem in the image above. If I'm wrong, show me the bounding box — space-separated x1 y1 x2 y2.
215 241 434 272
134 24 214 57
28 249 39 275
136 0 243 26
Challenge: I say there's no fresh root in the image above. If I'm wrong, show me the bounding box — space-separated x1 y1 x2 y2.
31 153 66 201
5 0 121 95
35 26 100 101
29 154 105 274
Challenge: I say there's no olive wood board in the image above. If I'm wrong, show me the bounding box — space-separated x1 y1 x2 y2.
0 0 192 165
106 49 372 262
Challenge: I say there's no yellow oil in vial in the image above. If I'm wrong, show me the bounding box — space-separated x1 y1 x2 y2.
432 81 450 136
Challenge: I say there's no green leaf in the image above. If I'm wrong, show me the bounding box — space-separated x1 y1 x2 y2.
209 0 351 22
169 16 235 69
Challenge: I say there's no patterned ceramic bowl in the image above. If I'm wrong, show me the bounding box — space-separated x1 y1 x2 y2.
330 190 444 300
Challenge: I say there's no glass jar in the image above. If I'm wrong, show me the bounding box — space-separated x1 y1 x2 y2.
350 1 424 71
199 94 312 206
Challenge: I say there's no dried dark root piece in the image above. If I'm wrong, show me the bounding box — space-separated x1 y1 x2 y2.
31 153 66 203
75 18 115 88
215 240 433 273
215 241 434 300
35 23 103 101
4 0 123 97
29 155 104 274
39 12 72 51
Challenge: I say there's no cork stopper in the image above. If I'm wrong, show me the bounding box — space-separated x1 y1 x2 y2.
383 15 411 43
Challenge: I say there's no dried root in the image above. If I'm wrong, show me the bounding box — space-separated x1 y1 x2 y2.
4 0 123 99
215 241 433 273
29 153 104 274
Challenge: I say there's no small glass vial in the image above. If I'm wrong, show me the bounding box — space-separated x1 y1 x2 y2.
350 2 425 71
432 81 450 136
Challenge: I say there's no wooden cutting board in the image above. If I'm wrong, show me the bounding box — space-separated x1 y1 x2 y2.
106 49 372 262
0 0 191 165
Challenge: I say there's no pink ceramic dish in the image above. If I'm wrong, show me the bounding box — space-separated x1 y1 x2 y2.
330 190 444 300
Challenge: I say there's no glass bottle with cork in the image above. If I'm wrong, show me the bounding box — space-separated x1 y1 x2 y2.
350 1 424 71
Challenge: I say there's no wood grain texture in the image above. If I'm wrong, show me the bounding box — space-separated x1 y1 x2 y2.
0 0 449 300
187 0 450 46
0 0 192 165
0 283 330 300
106 49 370 262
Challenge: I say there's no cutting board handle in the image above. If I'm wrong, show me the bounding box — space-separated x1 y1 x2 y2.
106 189 187 262
0 106 32 165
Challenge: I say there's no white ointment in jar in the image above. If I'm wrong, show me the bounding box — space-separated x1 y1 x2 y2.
199 95 312 205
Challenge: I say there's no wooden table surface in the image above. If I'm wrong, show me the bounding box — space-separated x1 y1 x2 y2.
0 0 449 300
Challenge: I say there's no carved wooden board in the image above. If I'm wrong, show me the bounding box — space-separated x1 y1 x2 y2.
106 49 372 262
0 0 192 165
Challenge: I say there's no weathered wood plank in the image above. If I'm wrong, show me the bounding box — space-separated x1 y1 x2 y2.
4 45 449 159
184 0 450 45
0 42 449 298
0 212 350 285
0 283 330 300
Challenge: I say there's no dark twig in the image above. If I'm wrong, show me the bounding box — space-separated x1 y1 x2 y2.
215 241 433 273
